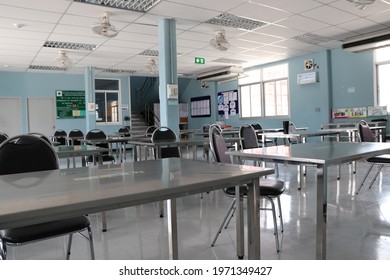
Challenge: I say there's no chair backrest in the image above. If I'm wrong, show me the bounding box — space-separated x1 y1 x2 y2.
85 129 107 140
358 120 376 142
0 135 59 175
28 132 52 145
251 123 262 130
68 129 84 145
209 125 231 164
151 126 180 158
54 129 67 145
239 124 259 149
118 127 131 137
145 126 157 136
0 133 9 145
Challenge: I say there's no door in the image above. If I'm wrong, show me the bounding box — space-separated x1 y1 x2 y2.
27 97 56 136
0 97 22 137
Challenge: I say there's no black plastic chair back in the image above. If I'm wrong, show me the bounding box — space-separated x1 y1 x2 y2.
359 120 376 142
152 127 180 158
68 129 84 145
209 125 231 164
118 127 131 137
54 129 67 145
239 125 258 149
27 132 52 145
0 135 59 175
0 133 9 145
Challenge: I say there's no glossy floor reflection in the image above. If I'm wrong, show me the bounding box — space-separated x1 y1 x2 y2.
6 152 390 260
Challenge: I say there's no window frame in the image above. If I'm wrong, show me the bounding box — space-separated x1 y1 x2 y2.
94 78 121 125
239 63 289 119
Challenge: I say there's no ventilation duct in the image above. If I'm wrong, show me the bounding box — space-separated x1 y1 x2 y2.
197 66 244 82
342 28 390 52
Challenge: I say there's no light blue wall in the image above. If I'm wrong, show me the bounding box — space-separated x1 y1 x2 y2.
0 71 131 135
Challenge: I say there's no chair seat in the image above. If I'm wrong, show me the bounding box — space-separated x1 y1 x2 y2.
0 216 90 244
224 179 285 197
367 154 390 163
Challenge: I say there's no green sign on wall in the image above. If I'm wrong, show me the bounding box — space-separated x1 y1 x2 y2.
56 90 86 119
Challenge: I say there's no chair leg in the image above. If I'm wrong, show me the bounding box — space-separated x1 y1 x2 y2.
265 197 280 253
277 196 284 233
66 234 73 260
0 238 6 260
368 165 384 190
356 164 375 194
211 198 236 247
87 226 95 260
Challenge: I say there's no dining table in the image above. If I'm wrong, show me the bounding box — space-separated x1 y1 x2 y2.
0 158 274 260
226 141 390 259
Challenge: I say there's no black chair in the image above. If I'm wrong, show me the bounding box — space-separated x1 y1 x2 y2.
54 129 67 145
118 127 131 137
68 129 84 145
151 126 180 158
0 133 8 145
240 124 279 176
251 123 275 146
202 124 211 159
356 120 390 194
209 125 285 252
85 129 115 164
0 134 94 260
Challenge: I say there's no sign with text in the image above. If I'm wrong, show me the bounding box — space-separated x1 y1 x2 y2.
56 90 86 119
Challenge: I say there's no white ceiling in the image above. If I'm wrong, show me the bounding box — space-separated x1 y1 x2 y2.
0 0 390 76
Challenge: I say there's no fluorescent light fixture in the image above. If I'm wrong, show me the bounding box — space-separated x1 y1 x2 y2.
206 13 267 31
43 41 98 51
73 0 161 12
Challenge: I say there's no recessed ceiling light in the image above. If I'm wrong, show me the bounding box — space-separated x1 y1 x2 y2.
13 23 24 28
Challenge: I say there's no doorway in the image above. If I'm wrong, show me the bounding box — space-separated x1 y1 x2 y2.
27 97 56 137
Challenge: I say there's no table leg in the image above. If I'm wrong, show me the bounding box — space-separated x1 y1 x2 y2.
316 165 327 260
167 198 178 260
247 178 261 259
235 185 244 259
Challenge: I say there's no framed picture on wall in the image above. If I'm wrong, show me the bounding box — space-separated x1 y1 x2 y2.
190 96 211 118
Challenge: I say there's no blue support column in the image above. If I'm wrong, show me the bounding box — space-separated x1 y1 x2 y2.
84 66 96 132
158 18 179 135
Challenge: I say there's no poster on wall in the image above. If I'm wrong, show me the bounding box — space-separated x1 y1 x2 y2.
332 107 367 119
56 90 86 119
191 96 211 117
367 105 387 116
217 90 238 118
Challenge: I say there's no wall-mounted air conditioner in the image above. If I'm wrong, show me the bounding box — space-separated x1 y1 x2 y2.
197 66 244 82
342 28 390 53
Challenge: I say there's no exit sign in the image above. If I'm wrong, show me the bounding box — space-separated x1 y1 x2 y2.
195 57 205 64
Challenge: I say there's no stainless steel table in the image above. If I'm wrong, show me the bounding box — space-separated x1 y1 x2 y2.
258 130 341 146
0 158 273 260
54 145 109 167
226 141 390 259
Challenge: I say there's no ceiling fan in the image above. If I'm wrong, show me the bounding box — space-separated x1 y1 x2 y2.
210 30 230 51
144 58 158 74
54 50 72 68
91 12 119 38
347 0 390 9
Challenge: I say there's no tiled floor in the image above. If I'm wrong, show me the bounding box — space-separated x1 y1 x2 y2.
5 149 390 260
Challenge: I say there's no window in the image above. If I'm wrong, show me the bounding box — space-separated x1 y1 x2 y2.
375 47 390 111
239 63 288 118
95 79 120 124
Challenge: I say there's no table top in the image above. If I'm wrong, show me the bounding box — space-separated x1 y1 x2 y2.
127 137 243 147
226 142 390 166
258 129 340 139
54 145 109 158
0 158 274 229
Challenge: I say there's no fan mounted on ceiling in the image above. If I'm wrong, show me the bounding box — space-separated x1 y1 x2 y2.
144 58 158 74
91 12 119 38
210 30 230 51
347 0 390 9
54 50 72 68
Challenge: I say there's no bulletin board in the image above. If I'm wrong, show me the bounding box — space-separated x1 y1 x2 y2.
56 90 86 119
217 90 238 117
190 95 211 118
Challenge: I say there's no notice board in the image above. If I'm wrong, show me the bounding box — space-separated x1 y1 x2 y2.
56 90 86 119
217 90 238 117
